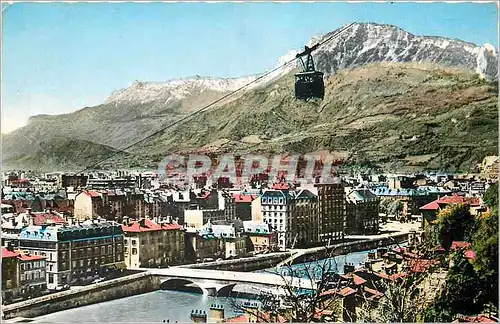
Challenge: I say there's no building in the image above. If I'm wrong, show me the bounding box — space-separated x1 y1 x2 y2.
345 189 380 235
2 246 19 302
1 245 47 302
103 189 127 221
260 190 295 250
60 174 88 189
251 196 263 222
388 176 415 190
122 217 185 269
243 221 277 254
184 208 227 230
233 193 258 221
289 189 320 248
185 231 221 262
202 222 247 259
420 194 482 230
74 190 104 220
18 221 124 289
315 181 346 245
17 251 47 299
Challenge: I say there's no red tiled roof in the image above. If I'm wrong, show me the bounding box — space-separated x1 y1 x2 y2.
1 247 18 258
122 219 182 232
451 241 471 251
337 286 357 297
376 271 408 281
438 194 480 206
271 183 290 190
421 194 481 211
464 250 476 260
225 315 248 323
456 314 497 322
420 200 440 211
162 223 182 231
83 190 101 198
18 253 45 261
233 194 258 203
389 272 408 280
363 286 383 297
32 213 66 226
353 274 367 285
408 259 437 273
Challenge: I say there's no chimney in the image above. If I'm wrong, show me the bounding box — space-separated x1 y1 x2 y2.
190 310 207 323
26 208 32 215
209 304 224 323
344 263 355 275
139 217 146 227
123 216 130 226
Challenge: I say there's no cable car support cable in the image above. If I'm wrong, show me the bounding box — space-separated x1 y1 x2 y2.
75 23 356 173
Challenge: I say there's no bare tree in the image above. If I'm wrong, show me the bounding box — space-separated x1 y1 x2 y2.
357 244 448 323
229 248 348 322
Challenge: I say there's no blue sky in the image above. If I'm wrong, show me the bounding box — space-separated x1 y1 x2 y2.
2 1 498 133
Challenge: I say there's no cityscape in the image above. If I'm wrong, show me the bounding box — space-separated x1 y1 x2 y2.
1 1 498 323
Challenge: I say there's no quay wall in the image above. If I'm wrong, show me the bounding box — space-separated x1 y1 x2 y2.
180 252 293 271
2 272 159 320
183 232 409 271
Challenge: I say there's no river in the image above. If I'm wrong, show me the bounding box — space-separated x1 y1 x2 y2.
32 247 396 323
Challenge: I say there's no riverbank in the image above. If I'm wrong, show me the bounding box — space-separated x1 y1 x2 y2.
3 224 414 320
2 272 160 320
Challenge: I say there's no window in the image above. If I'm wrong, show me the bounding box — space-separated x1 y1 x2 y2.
72 260 77 268
132 248 137 255
132 240 137 246
48 274 54 284
79 260 84 267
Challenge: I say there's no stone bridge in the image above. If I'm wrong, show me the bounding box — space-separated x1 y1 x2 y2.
142 267 316 297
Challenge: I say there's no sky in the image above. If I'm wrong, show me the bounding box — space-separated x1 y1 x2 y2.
2 1 498 134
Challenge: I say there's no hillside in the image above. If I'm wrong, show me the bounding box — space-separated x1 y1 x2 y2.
137 62 498 173
2 138 132 172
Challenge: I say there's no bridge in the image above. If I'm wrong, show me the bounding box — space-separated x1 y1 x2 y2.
142 267 316 297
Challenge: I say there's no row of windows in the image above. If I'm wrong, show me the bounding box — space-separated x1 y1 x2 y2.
66 245 120 259
20 261 45 270
261 197 286 205
20 270 45 281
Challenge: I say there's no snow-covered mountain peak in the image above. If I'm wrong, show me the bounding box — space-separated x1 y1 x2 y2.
105 75 258 104
107 22 497 106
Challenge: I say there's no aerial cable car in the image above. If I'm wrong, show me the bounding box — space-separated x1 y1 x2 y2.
294 44 325 101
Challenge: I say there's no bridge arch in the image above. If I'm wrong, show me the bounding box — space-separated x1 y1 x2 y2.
216 283 236 297
160 278 207 295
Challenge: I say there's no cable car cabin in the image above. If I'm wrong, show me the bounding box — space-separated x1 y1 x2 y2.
294 45 325 100
294 71 324 100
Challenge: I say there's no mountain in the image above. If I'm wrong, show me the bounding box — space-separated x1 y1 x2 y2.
2 138 132 172
136 62 498 173
3 22 498 172
280 23 497 81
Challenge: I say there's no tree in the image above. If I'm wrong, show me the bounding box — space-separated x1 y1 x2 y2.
389 200 403 219
436 204 475 250
230 251 346 322
482 183 498 212
359 272 443 323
